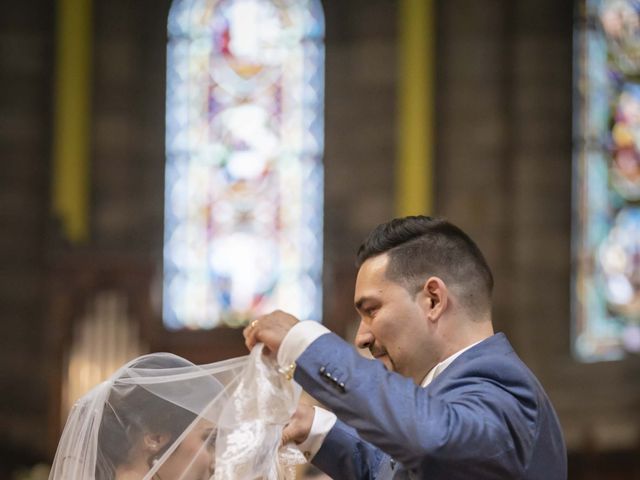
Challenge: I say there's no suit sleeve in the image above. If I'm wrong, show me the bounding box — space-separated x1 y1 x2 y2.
311 418 385 480
294 333 534 475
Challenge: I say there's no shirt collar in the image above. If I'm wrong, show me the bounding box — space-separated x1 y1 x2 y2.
420 340 483 388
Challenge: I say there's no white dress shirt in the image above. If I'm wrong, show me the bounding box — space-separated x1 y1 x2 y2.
277 320 481 460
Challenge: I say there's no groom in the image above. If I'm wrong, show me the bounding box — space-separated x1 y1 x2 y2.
244 216 567 479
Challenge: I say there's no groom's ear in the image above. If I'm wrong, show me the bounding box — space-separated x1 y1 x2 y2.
419 276 448 322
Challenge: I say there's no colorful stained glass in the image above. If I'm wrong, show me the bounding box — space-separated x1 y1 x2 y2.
573 0 640 360
163 0 324 330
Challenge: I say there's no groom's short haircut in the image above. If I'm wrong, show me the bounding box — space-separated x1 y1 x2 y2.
356 216 494 314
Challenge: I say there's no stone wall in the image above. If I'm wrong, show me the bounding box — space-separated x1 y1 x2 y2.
0 0 53 464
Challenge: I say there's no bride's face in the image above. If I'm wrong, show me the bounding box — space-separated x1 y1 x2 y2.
157 420 216 480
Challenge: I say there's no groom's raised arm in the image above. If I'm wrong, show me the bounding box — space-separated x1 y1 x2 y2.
244 312 528 477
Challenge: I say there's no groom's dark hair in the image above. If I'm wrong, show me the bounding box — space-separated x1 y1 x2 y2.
356 216 493 314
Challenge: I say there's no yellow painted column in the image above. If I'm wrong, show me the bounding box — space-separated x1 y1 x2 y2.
396 0 434 217
52 0 92 242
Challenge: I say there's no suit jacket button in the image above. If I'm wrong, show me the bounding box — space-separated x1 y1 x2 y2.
319 366 326 374
338 382 346 392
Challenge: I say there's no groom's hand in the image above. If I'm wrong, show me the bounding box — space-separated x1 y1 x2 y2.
243 309 299 356
282 403 315 446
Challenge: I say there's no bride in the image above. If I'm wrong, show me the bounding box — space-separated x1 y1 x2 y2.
49 347 304 480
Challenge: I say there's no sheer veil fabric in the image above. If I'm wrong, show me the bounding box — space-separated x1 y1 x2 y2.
49 345 305 480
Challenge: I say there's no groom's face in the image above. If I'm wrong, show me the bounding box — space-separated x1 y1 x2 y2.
354 253 436 384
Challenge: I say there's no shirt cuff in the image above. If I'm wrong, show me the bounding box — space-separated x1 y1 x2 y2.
297 406 337 461
277 320 331 369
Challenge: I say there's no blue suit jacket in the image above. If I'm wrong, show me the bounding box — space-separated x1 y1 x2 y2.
293 332 566 480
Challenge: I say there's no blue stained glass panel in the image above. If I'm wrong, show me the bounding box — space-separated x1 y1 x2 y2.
573 0 640 360
164 0 324 330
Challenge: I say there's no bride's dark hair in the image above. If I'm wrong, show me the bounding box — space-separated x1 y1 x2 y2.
95 355 197 480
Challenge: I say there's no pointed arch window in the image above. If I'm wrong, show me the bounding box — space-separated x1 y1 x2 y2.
164 0 324 329
573 0 640 360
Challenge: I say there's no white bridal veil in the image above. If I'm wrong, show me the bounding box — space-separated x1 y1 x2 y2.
49 345 305 480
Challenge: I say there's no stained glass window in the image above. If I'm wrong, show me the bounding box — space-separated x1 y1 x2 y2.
163 0 324 330
573 0 640 360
